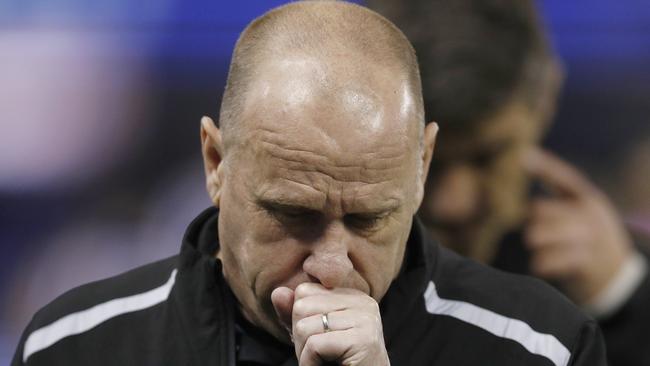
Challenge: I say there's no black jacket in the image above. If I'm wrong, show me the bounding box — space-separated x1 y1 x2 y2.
494 230 650 366
13 208 607 365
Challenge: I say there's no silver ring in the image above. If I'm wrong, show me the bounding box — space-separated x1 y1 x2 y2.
321 313 330 332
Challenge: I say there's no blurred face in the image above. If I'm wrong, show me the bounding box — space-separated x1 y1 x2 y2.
419 102 541 262
206 56 432 341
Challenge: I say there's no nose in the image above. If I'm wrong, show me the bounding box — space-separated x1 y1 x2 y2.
425 164 481 224
302 221 354 289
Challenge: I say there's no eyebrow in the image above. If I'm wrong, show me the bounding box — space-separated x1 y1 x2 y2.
344 197 402 216
254 180 328 209
256 198 321 214
256 195 402 216
254 188 326 211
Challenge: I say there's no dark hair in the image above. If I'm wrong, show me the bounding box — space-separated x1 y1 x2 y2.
367 0 557 131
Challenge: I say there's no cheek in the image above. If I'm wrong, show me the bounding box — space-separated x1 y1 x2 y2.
219 176 286 251
357 244 406 300
354 215 412 299
219 184 306 292
217 180 268 286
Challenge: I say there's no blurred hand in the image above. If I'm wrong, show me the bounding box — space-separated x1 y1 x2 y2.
272 283 390 366
524 148 633 304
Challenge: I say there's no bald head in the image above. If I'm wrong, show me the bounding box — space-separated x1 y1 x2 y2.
218 0 424 151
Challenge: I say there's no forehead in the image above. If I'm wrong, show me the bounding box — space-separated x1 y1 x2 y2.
241 56 418 139
231 56 421 209
435 102 537 160
251 125 410 184
237 55 420 162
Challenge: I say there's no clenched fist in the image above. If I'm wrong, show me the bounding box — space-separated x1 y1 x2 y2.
271 283 390 366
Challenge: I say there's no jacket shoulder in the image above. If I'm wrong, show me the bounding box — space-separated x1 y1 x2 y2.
14 256 179 365
31 255 178 327
430 246 605 365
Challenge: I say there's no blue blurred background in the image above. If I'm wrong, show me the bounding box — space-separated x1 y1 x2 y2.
1 0 649 362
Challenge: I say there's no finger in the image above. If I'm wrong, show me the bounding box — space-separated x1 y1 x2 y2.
528 198 575 226
524 147 595 198
526 227 587 279
298 329 357 366
525 219 577 250
292 294 375 325
293 282 361 300
525 217 590 250
529 244 579 279
293 310 355 359
295 311 354 338
294 282 330 300
271 286 295 332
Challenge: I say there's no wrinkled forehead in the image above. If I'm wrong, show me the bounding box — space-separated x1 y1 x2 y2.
236 55 421 152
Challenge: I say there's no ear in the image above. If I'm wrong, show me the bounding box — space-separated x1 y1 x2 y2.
415 122 438 209
200 116 225 207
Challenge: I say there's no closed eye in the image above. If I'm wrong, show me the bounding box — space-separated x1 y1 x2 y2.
260 201 319 222
344 213 389 231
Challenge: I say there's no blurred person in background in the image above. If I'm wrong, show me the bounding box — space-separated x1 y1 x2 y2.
367 0 650 365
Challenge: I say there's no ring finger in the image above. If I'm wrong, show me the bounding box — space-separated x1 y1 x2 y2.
293 310 354 358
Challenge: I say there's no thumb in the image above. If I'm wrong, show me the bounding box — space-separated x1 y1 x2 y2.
271 286 295 332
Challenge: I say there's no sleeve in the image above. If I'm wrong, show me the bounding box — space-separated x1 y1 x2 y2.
598 268 650 366
568 320 608 366
582 250 648 318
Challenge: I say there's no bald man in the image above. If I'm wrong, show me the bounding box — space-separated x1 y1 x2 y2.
13 2 606 365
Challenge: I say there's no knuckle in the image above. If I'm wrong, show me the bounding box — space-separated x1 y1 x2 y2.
361 328 380 347
371 300 380 313
364 296 380 311
371 332 382 346
294 283 310 298
358 313 372 326
303 336 317 355
292 298 308 317
294 318 308 336
373 313 383 326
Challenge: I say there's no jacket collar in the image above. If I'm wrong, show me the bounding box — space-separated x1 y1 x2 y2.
173 207 234 366
380 216 438 344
